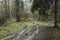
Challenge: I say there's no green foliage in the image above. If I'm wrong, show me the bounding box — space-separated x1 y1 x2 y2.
30 20 49 26
51 28 60 40
31 0 42 13
0 16 6 26
31 0 54 21
31 0 50 13
0 22 26 38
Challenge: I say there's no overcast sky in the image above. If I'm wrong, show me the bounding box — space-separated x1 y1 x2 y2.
0 0 2 1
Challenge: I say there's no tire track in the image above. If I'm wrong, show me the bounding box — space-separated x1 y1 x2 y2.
0 26 27 40
25 24 39 40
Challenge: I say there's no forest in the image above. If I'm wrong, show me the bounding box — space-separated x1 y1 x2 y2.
0 0 60 40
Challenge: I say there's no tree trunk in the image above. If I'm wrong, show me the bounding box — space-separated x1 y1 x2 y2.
4 0 8 25
15 0 20 22
54 0 59 28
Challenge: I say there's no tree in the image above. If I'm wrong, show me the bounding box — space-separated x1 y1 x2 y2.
54 0 59 28
4 0 10 19
31 0 59 28
4 0 8 19
15 0 20 22
31 0 51 21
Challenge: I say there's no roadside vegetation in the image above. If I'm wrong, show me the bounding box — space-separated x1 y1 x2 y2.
0 0 60 40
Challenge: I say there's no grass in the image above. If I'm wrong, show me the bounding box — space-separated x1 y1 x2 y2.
50 28 60 40
0 19 54 39
58 23 60 27
4 35 16 40
0 22 26 38
30 20 49 26
0 20 49 38
26 27 36 33
19 27 36 40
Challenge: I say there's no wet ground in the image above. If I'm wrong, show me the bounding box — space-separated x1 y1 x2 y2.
1 24 60 40
33 27 60 40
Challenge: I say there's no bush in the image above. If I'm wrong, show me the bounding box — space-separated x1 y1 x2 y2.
0 16 6 26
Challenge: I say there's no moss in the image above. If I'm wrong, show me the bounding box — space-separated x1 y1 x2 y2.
0 22 26 38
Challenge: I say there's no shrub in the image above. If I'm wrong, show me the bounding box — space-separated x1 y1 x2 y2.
0 16 6 26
